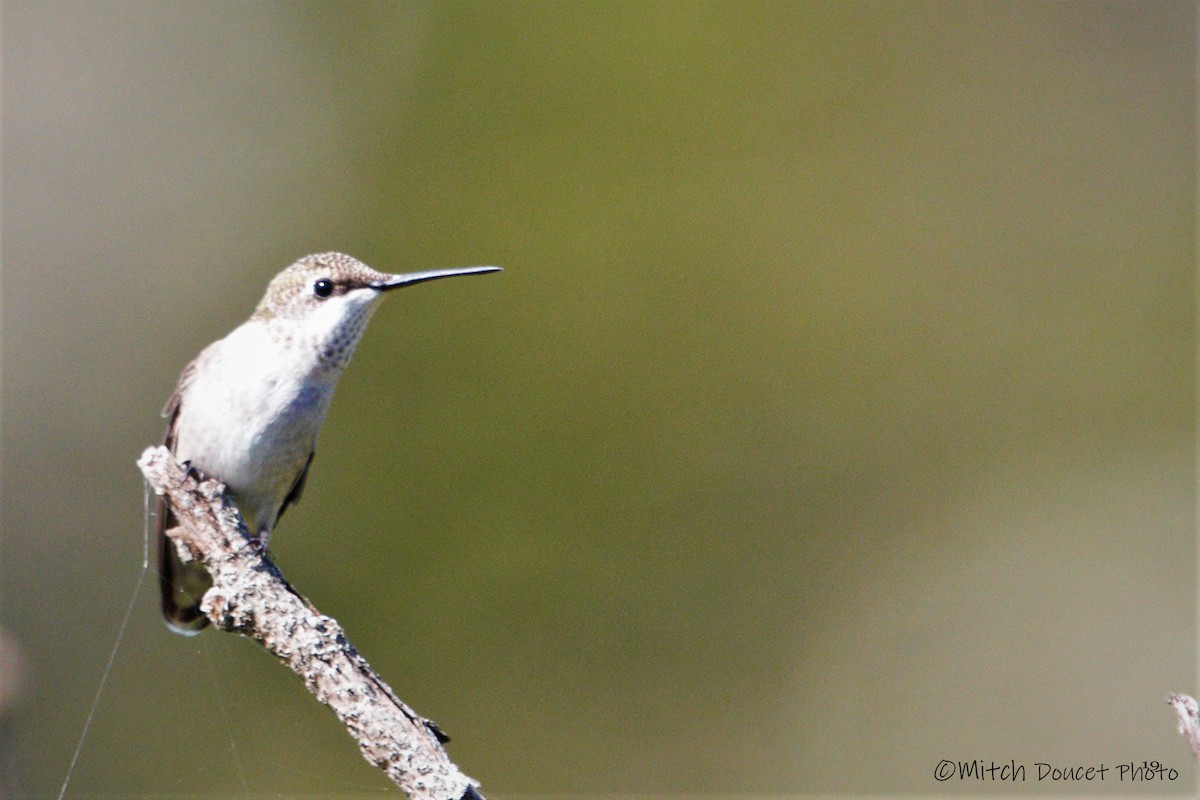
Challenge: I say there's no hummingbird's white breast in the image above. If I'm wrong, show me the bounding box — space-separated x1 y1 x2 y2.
171 318 342 534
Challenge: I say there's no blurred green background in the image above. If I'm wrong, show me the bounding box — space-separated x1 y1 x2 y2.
1 0 1194 796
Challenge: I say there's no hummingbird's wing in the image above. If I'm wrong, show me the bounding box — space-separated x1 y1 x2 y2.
161 353 200 429
157 355 212 634
276 450 315 521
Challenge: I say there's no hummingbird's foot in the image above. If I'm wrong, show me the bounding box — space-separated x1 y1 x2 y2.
181 460 211 484
245 537 269 557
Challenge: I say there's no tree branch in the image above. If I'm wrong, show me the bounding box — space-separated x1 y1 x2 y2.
1167 693 1200 764
137 445 484 800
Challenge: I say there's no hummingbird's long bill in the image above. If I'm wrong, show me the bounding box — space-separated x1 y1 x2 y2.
372 266 502 291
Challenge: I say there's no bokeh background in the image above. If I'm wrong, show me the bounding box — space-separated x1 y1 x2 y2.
1 1 1195 796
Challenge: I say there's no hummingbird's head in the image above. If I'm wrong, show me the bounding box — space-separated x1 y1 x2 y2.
253 252 501 368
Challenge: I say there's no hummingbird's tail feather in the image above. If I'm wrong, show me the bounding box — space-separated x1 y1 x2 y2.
156 495 212 635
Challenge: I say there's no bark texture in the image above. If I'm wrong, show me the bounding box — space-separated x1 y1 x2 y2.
138 445 483 800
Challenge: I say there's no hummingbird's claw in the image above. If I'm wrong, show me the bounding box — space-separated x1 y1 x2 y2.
181 460 211 484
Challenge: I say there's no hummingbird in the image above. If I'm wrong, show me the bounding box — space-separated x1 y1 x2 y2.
157 251 501 634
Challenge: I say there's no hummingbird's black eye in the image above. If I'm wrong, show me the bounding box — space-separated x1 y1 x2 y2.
313 278 334 298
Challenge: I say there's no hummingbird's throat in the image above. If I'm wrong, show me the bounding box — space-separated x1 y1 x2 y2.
281 292 382 370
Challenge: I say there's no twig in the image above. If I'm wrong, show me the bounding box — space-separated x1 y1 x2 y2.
1167 693 1200 764
137 445 484 800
